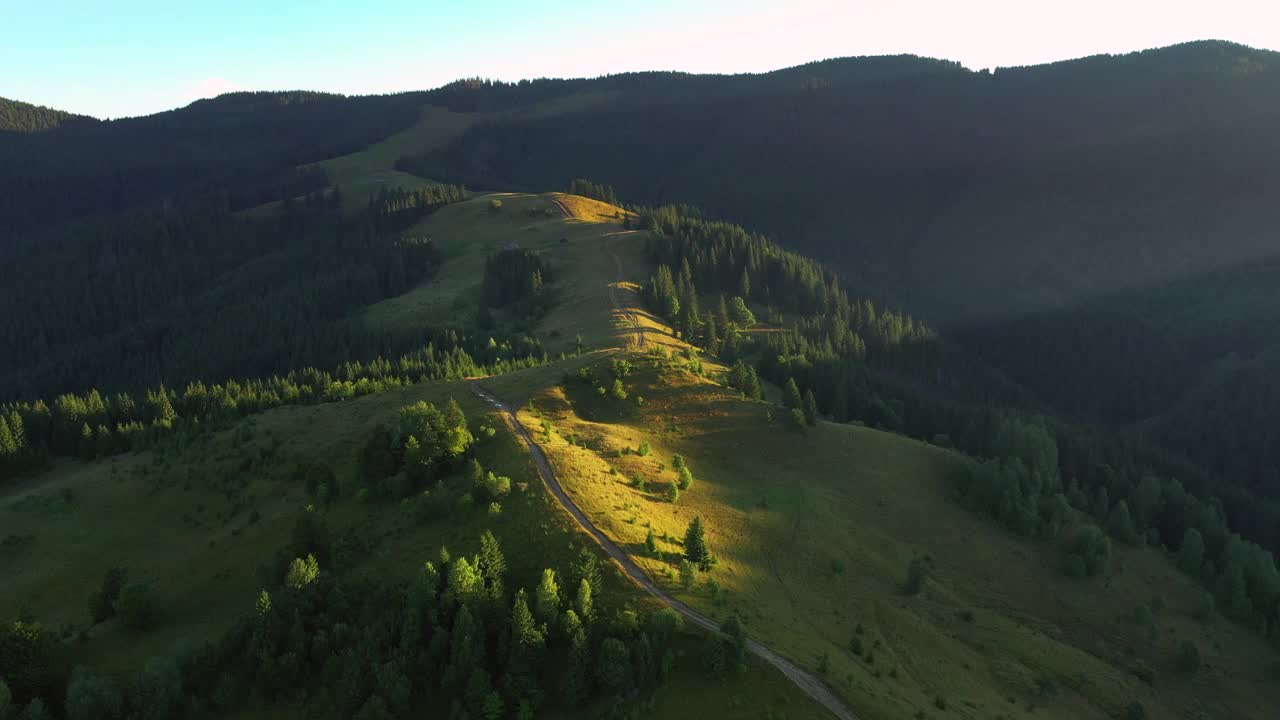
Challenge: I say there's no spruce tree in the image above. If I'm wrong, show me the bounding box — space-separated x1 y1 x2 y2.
784 378 802 409
684 516 709 567
575 579 594 622
7 411 24 450
1107 500 1138 545
478 531 506 600
0 416 15 457
645 527 657 554
572 550 601 605
802 389 819 426
535 569 560 628
509 589 545 673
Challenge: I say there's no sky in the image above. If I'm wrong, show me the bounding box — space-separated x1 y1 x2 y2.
3 0 1278 119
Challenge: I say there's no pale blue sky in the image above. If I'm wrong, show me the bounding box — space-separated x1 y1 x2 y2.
3 0 1277 119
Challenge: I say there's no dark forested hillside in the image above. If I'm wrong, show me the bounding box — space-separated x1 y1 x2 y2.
0 91 424 235
0 97 95 132
0 185 467 401
959 255 1280 507
402 41 1280 327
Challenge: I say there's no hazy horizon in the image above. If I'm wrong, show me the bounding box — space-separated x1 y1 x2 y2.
4 0 1279 120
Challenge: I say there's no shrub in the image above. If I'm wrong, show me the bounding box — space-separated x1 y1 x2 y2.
489 198 503 212
637 442 651 457
666 482 680 503
677 466 694 490
477 472 512 502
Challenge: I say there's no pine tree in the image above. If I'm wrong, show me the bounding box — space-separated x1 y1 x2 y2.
535 568 560 628
1107 500 1139 545
575 579 594 622
285 554 320 589
478 531 506 600
447 556 482 607
645 527 657 554
677 466 694 491
684 516 709 567
7 411 25 450
704 314 720 354
802 389 819 426
0 415 15 457
784 378 802 409
572 549 601 605
729 296 756 326
509 589 545 673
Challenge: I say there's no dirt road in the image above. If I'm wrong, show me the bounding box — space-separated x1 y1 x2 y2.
469 383 859 720
604 234 647 348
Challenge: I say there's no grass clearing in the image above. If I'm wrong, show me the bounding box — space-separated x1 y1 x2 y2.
360 192 641 356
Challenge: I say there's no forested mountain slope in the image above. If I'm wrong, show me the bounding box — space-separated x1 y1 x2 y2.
0 97 95 132
404 40 1280 326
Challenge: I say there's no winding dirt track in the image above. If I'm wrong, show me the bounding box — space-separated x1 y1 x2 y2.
469 384 857 720
469 198 858 719
604 234 647 348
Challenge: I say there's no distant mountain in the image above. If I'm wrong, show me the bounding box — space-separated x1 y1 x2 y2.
0 96 96 132
405 40 1280 327
0 90 426 235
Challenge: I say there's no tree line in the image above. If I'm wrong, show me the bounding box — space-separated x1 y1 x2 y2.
566 179 617 206
0 331 549 487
